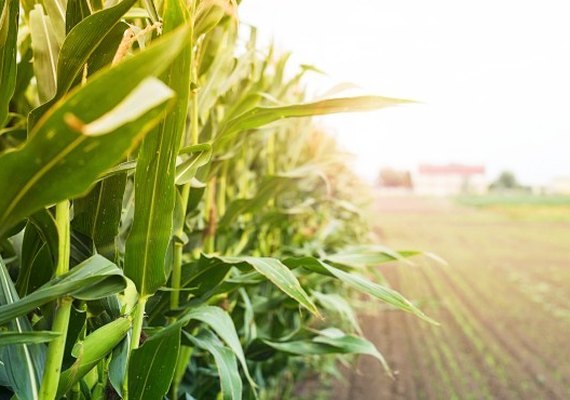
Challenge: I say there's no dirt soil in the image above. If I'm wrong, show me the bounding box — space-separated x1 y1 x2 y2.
334 195 570 400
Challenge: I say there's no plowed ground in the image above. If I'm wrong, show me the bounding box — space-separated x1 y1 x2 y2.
335 196 570 400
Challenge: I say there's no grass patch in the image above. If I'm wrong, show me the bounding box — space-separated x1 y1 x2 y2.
456 194 570 207
456 194 570 222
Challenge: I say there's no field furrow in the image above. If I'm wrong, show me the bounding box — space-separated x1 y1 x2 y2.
337 195 570 399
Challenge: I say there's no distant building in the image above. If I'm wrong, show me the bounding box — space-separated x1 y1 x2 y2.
546 176 570 195
377 168 413 188
412 164 487 196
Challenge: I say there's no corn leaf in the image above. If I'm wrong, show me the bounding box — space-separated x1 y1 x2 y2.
264 328 391 376
73 174 126 260
313 328 391 376
16 222 55 297
168 305 254 389
41 0 67 45
0 254 126 325
183 330 242 400
0 25 192 237
325 245 420 268
0 256 46 400
0 0 18 126
28 4 60 104
176 143 213 185
261 340 337 356
97 160 137 181
57 317 131 397
217 176 294 230
0 78 174 237
283 257 437 324
0 332 60 347
194 0 231 38
204 255 319 316
216 96 415 146
108 336 129 397
124 0 192 296
146 256 232 321
313 292 361 334
182 256 232 297
128 325 180 400
65 0 91 33
29 0 138 127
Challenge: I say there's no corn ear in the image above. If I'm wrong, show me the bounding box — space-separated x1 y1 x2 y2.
57 316 131 397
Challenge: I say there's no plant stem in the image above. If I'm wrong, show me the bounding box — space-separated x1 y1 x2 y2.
203 178 217 253
130 297 147 352
39 201 71 400
122 296 148 399
171 38 200 397
170 346 193 400
267 131 275 176
171 27 198 310
170 184 191 310
190 70 199 146
217 162 228 217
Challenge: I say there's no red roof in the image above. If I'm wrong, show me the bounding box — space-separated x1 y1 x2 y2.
418 164 485 175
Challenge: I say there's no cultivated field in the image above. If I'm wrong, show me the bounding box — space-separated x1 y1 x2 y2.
337 195 570 400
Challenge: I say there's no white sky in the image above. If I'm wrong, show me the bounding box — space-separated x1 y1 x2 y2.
239 0 570 185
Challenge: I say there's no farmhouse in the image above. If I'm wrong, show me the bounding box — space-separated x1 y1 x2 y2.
412 164 487 196
546 176 570 195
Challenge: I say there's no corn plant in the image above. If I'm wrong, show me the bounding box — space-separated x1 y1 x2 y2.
0 0 434 399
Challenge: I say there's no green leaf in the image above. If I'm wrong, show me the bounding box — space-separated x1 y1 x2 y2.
217 176 294 230
182 256 231 297
0 0 19 126
41 0 67 45
97 160 137 181
176 143 213 185
313 292 361 334
216 96 415 146
184 330 242 400
325 245 420 268
0 78 174 237
124 0 192 296
0 24 192 237
284 257 437 324
0 256 45 400
0 254 126 325
65 0 91 33
262 339 338 356
128 325 180 400
73 174 126 260
205 255 319 316
313 328 391 376
172 305 255 389
194 0 231 38
108 336 129 397
28 4 60 103
15 221 56 297
264 328 391 376
0 331 59 347
29 0 138 127
57 317 131 397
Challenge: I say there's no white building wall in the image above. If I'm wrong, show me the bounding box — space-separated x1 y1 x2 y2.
413 173 487 196
547 177 570 194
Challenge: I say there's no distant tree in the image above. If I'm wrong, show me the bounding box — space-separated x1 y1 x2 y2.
490 171 520 190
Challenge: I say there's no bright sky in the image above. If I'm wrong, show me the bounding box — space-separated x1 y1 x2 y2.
239 0 570 185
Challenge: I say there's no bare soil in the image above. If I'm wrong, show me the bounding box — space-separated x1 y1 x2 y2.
334 195 570 400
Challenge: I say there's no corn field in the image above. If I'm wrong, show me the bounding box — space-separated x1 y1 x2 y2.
0 0 433 399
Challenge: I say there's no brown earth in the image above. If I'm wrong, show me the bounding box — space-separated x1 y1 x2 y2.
334 195 570 400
